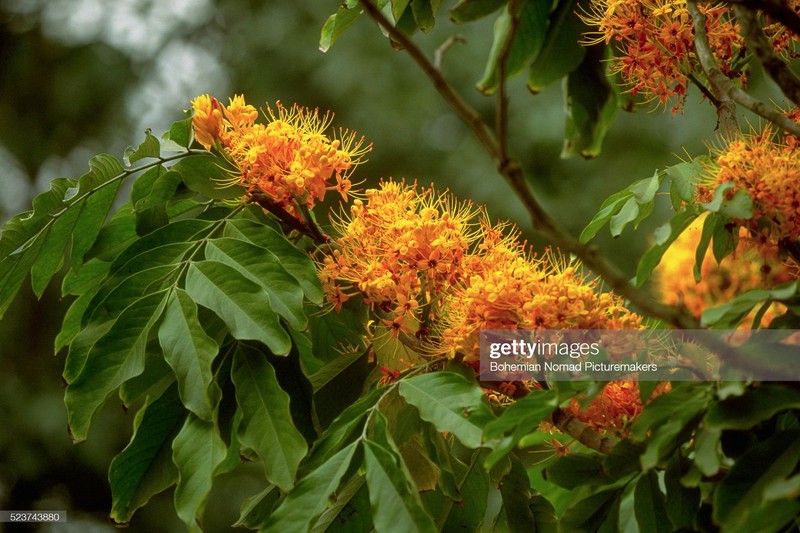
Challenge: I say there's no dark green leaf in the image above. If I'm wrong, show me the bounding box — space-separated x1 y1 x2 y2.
483 389 556 468
204 237 307 330
172 413 227 533
232 344 308 490
223 218 323 303
411 0 435 31
172 153 244 200
477 0 551 94
634 471 671 533
694 212 718 282
664 454 699 530
449 0 507 22
185 261 291 355
109 383 184 524
499 457 535 533
705 385 800 430
234 484 280 530
158 289 220 421
134 170 182 236
546 453 606 490
65 290 169 442
561 44 617 158
526 0 586 92
714 431 800 528
364 439 437 533
442 450 490 532
609 197 639 238
559 488 622 532
399 371 495 449
311 476 369 533
263 442 358 532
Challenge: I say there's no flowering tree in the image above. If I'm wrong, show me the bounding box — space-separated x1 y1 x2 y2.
2 0 800 531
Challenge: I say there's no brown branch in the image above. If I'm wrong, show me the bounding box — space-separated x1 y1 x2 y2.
734 4 800 108
720 0 800 39
358 0 701 332
689 0 800 138
247 194 329 244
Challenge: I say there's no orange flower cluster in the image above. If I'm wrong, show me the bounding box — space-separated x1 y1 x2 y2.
698 123 800 245
318 180 484 336
581 0 743 111
653 214 797 323
191 94 370 215
564 381 669 436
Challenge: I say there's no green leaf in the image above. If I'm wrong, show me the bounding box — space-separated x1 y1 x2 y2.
223 218 323 303
311 476 369 533
134 170 182 236
108 218 211 275
546 454 606 490
634 472 671 533
158 289 220 422
705 385 800 431
441 450 490 532
449 0 507 22
65 290 169 442
364 439 438 533
526 0 586 92
477 0 551 94
231 344 308 490
411 0 436 31
234 484 280 530
499 457 535 533
172 413 227 533
666 160 700 207
263 442 358 532
561 44 617 158
163 116 194 150
204 237 307 330
124 130 161 166
172 153 244 200
714 431 800 528
664 454 699 530
320 3 364 52
185 261 291 355
609 197 639 238
579 193 632 244
399 371 495 449
635 210 698 287
559 488 622 532
483 389 556 468
701 281 800 328
29 202 82 297
109 383 185 524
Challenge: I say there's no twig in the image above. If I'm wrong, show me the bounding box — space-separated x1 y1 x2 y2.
688 0 800 137
496 0 521 164
434 35 466 71
734 4 800 108
247 194 329 244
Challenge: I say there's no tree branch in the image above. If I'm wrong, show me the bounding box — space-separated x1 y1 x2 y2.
734 4 800 108
720 0 800 39
689 0 800 137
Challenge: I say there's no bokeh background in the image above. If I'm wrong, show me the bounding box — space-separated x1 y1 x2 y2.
0 1 770 531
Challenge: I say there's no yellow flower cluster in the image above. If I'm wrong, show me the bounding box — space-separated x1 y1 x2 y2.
581 0 742 111
653 213 797 323
191 94 370 216
698 122 800 245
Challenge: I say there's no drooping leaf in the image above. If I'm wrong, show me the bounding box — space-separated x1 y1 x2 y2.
172 413 227 533
185 261 291 355
363 439 438 533
477 0 551 94
449 0 507 23
231 344 308 490
634 471 671 533
526 0 586 92
561 44 617 158
109 383 185 524
263 442 358 532
399 371 495 449
133 170 182 236
498 457 536 533
234 484 280 530
65 290 170 442
705 385 800 431
664 453 700 530
158 289 220 422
